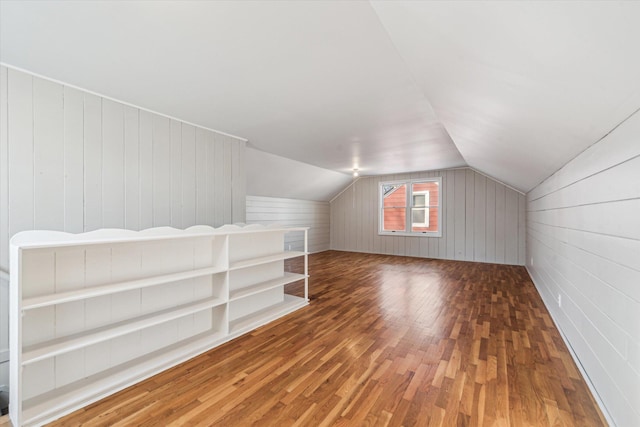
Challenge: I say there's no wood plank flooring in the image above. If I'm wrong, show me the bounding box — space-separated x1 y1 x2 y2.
50 251 607 426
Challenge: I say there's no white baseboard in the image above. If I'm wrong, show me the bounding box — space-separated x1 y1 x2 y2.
525 266 615 427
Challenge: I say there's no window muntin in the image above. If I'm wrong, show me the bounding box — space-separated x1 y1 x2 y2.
379 178 441 237
411 191 429 228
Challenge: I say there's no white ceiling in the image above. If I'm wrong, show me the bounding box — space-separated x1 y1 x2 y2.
371 1 640 191
2 1 640 193
246 148 353 202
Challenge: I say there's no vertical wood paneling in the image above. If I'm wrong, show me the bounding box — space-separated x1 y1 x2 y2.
504 189 518 265
364 178 372 253
63 87 84 233
213 134 225 227
206 132 216 227
445 170 455 259
518 194 525 265
195 128 207 225
83 94 102 231
0 66 247 389
54 249 86 388
232 140 246 224
170 120 182 228
340 189 347 251
8 69 35 236
526 108 640 427
371 177 381 254
356 179 363 251
33 77 65 231
102 99 125 228
453 169 466 260
438 172 447 258
152 115 171 227
494 184 506 263
0 66 7 269
138 111 153 230
485 179 496 263
124 106 140 230
474 175 486 261
181 124 196 227
0 66 8 369
350 181 358 252
464 169 474 261
330 168 525 265
223 139 233 225
330 193 338 249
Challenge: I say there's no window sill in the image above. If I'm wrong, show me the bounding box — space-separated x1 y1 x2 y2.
378 231 442 238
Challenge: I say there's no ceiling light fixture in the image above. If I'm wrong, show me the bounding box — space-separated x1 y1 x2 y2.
353 169 359 177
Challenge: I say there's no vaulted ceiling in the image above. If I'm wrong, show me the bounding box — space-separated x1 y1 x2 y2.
2 1 639 195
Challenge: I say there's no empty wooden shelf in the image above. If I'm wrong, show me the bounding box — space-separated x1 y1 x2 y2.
9 224 308 426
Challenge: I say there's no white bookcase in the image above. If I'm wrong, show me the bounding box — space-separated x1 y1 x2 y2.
9 224 309 426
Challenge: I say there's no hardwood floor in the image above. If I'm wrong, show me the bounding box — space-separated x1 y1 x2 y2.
50 251 607 426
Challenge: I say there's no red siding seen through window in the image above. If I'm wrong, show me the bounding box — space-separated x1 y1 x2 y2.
381 181 440 234
382 185 406 231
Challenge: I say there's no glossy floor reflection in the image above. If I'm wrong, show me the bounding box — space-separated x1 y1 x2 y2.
51 251 606 426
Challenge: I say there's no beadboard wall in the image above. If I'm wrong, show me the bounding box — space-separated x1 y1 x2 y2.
246 196 330 253
526 108 640 426
330 168 526 265
0 65 247 390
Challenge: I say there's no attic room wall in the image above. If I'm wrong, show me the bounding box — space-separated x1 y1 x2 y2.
0 65 247 391
330 168 526 264
246 196 329 253
245 148 350 254
526 108 640 426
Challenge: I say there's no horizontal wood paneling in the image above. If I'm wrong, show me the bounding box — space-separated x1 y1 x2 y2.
0 67 8 371
330 168 525 265
246 196 330 253
526 108 640 427
0 65 247 389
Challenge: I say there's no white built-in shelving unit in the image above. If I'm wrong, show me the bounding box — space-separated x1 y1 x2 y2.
9 224 308 426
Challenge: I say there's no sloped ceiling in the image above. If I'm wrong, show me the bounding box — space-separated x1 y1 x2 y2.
371 1 640 191
2 1 639 195
246 148 352 202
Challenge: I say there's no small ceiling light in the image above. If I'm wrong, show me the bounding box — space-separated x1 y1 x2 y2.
353 169 359 177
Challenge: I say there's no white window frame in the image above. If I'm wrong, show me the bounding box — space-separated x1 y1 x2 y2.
379 177 442 237
411 191 430 228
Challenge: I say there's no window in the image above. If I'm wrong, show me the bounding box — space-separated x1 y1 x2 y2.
379 177 441 237
412 191 429 228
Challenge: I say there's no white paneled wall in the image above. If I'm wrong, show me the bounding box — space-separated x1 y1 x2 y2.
0 66 8 394
526 109 640 427
0 65 247 390
246 196 330 253
330 168 525 265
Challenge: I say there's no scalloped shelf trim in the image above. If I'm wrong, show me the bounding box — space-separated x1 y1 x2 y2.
10 223 309 248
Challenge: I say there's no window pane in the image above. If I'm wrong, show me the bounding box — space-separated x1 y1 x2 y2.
412 208 426 224
412 181 438 233
382 184 407 231
412 182 438 206
382 184 406 207
382 208 406 231
382 184 400 196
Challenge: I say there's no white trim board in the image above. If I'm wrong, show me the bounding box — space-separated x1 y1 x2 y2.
526 266 616 427
0 62 248 143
